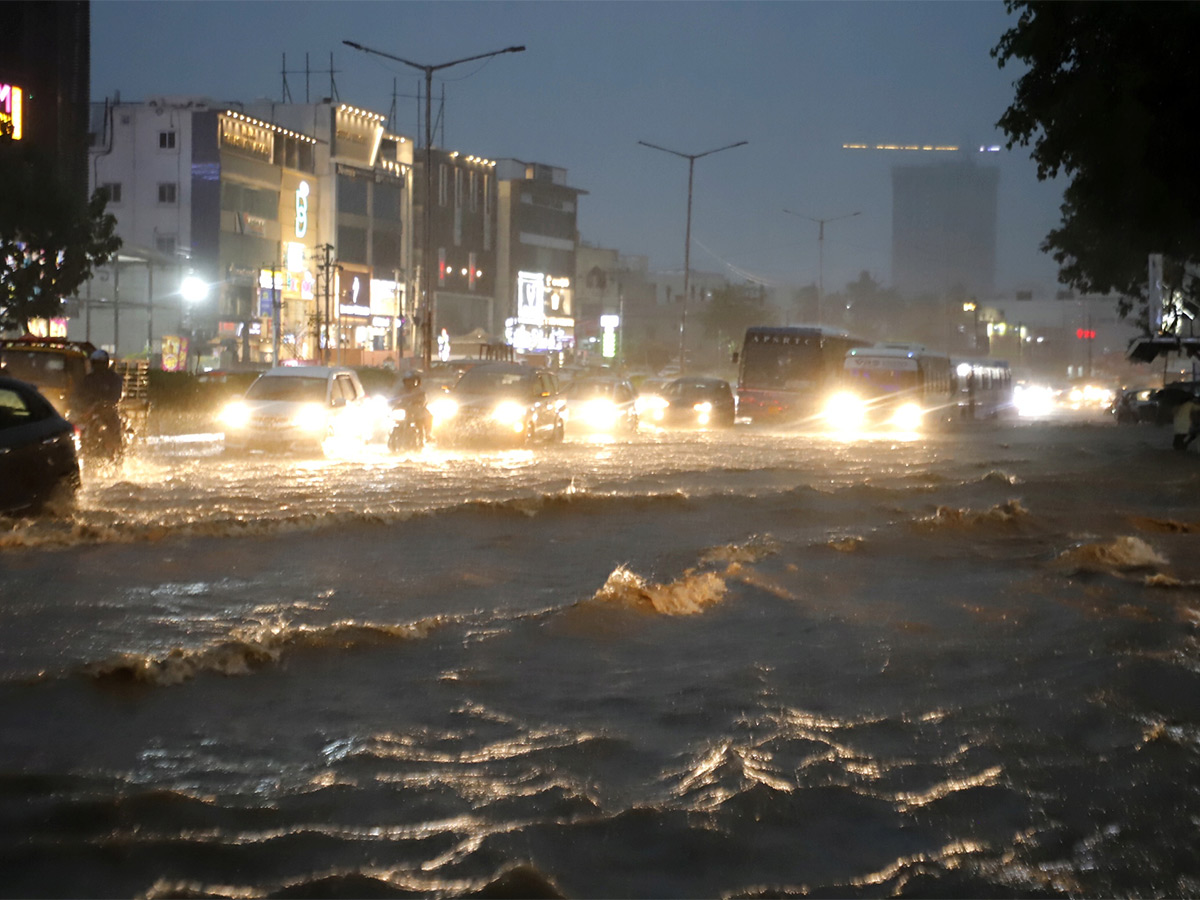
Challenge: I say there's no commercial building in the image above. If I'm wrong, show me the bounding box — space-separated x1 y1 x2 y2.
80 96 415 368
495 160 586 362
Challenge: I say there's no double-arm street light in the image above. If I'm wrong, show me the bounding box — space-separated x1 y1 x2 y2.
639 139 747 374
782 208 860 326
344 40 525 371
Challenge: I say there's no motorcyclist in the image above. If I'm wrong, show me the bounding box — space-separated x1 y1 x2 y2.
71 349 124 455
390 370 431 443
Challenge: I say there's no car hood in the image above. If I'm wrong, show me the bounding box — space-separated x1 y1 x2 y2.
241 399 329 417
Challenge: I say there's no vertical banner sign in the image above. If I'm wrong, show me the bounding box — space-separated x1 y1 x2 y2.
438 249 446 286
0 83 23 140
468 252 476 291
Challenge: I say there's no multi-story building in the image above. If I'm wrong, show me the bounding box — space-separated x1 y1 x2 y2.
80 96 415 368
412 146 499 356
495 160 586 361
244 100 414 365
891 157 999 301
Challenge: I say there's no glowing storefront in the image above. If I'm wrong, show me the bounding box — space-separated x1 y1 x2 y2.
505 270 574 358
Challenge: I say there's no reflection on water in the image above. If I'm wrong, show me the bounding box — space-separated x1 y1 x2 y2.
3 420 1200 897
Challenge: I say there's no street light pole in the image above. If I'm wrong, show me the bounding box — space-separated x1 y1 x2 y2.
344 40 524 373
783 209 860 326
640 139 747 374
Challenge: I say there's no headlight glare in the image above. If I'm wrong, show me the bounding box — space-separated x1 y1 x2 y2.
219 401 250 428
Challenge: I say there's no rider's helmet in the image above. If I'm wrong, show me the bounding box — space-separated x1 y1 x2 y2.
90 349 110 369
401 370 421 391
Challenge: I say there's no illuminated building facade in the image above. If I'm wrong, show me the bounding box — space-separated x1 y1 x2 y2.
494 160 585 359
891 158 999 300
244 100 414 365
0 0 90 198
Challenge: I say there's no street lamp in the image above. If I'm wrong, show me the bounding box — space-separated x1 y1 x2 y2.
179 273 208 374
344 40 525 372
639 139 748 374
782 208 860 326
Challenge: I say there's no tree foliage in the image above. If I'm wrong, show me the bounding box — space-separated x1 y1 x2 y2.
700 282 774 344
993 1 1200 325
0 142 121 332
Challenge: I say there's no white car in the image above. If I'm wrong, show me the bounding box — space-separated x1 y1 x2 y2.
219 366 373 454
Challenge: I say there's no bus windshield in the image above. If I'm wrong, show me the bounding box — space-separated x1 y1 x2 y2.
844 366 921 396
740 336 824 390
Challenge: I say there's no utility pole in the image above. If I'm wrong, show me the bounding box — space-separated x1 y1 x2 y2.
638 139 748 374
783 209 861 327
316 243 335 364
344 39 525 372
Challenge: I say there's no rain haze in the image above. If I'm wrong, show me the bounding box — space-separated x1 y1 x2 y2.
91 0 1065 297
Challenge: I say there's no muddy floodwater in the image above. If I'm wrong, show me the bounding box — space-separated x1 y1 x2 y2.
2 418 1199 898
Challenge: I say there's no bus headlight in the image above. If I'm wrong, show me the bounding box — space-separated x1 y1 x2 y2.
824 391 865 431
890 402 923 431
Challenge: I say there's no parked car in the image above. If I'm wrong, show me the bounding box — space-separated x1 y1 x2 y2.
563 375 639 436
218 366 373 454
640 376 737 428
0 375 81 515
428 362 565 447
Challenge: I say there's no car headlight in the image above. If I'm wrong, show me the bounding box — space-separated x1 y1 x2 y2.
292 402 328 432
390 407 407 422
581 399 618 428
219 401 250 429
429 396 458 427
491 400 527 431
824 391 866 432
889 402 923 431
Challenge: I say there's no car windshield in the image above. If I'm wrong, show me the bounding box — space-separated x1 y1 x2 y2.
245 376 327 402
0 351 75 388
565 380 615 400
668 380 723 402
455 367 537 397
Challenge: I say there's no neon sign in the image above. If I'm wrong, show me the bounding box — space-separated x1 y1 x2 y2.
0 83 23 141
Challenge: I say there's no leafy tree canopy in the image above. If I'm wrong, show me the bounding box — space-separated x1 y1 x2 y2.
0 142 121 332
993 1 1200 325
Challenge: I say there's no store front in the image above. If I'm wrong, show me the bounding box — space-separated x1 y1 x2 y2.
504 270 574 364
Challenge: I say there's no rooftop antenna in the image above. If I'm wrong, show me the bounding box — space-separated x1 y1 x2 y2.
327 52 340 103
281 53 293 102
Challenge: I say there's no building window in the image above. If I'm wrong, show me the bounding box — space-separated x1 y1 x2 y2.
159 130 176 150
483 175 490 216
155 234 176 255
157 183 177 204
454 168 463 209
101 183 122 204
438 164 448 207
469 171 478 212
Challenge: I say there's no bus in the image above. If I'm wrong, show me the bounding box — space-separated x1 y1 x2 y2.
736 325 870 425
952 357 1015 419
823 343 955 433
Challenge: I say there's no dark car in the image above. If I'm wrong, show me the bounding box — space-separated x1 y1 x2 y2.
428 362 565 446
0 375 81 515
641 376 737 428
1109 387 1159 425
563 375 639 436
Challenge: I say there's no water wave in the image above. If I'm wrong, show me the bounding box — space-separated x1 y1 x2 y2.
77 617 451 686
917 499 1030 529
590 565 727 616
1055 535 1168 574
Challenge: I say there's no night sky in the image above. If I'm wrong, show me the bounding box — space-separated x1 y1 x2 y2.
91 0 1065 297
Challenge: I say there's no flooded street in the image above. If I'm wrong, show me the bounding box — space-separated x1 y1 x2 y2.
3 417 1199 898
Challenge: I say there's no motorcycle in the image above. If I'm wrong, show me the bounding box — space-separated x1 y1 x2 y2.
387 392 430 451
75 405 125 466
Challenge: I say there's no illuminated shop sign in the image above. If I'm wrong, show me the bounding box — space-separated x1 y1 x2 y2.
295 181 309 238
339 273 370 317
600 314 619 359
516 270 545 326
0 83 23 140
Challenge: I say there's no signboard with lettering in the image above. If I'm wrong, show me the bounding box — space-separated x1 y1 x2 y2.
0 83 23 140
